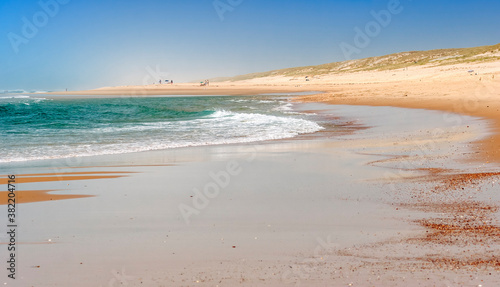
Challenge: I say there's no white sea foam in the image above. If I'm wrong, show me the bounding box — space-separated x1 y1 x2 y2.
0 109 323 163
0 95 47 103
0 95 31 99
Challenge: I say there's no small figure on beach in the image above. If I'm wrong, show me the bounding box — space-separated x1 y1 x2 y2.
159 80 162 84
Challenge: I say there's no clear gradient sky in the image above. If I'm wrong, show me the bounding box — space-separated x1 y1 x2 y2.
1 0 499 91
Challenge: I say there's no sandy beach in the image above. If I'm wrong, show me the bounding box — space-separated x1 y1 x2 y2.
3 0 499 284
1 59 498 286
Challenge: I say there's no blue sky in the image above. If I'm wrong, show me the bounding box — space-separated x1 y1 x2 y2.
1 0 499 91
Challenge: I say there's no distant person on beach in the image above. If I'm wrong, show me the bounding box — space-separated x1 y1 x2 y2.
159 80 162 84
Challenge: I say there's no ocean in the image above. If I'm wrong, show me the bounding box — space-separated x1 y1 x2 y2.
0 94 324 163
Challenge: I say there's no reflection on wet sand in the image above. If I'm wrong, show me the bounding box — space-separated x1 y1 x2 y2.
0 189 94 204
1 171 134 204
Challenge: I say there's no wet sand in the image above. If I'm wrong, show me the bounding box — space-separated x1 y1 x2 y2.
1 103 499 286
0 172 133 204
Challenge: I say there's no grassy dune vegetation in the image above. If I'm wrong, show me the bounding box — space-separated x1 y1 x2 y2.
215 43 500 82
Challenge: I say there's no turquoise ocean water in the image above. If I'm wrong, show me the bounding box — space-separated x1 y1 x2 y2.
0 94 324 163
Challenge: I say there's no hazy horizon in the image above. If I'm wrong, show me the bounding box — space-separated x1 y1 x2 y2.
1 0 499 91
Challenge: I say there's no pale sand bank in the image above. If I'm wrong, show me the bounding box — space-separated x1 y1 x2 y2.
1 104 499 286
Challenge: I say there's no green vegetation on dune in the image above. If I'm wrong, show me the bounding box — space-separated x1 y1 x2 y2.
217 43 500 82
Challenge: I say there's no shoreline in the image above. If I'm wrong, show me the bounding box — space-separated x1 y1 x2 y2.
47 84 311 96
45 60 500 164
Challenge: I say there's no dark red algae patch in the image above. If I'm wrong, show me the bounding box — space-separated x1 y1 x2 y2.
430 172 500 193
404 170 500 269
423 257 500 270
